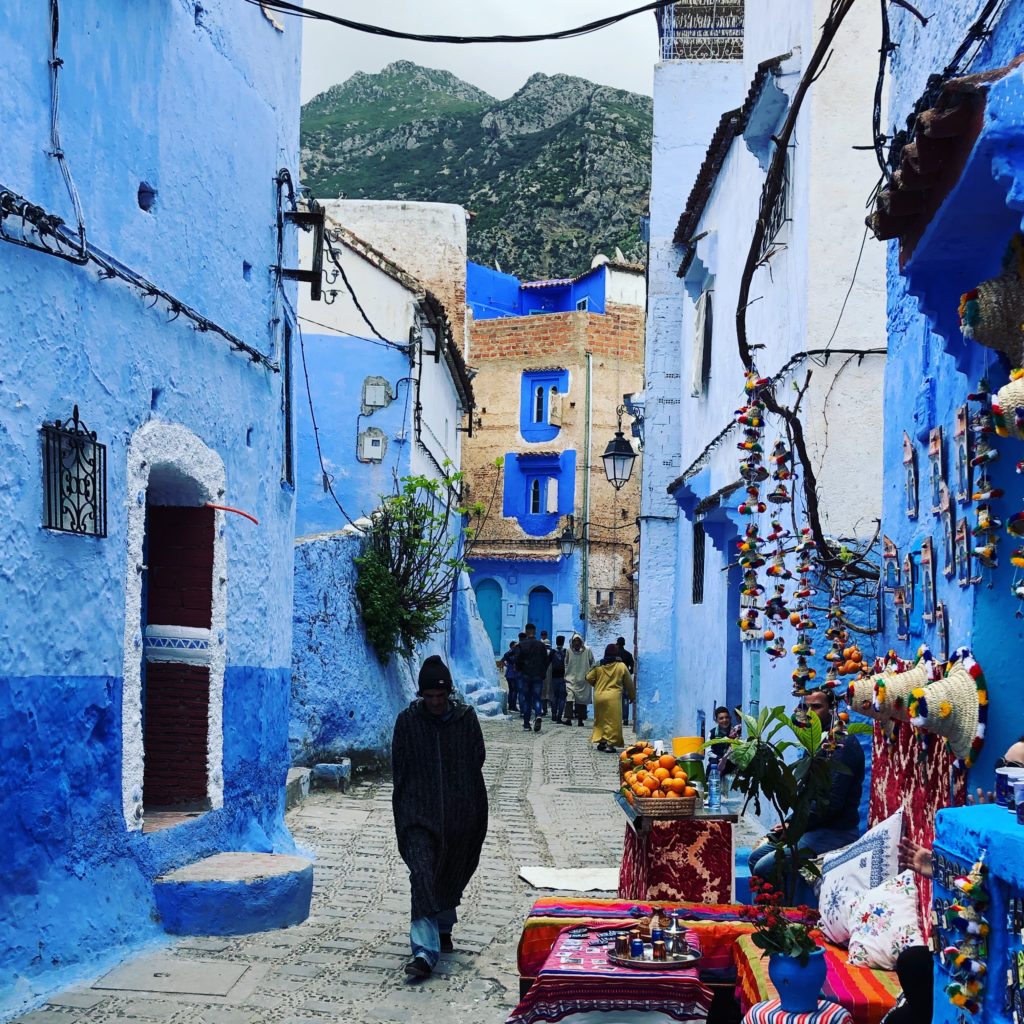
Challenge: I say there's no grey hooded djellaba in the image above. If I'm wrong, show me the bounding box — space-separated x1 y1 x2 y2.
391 698 488 921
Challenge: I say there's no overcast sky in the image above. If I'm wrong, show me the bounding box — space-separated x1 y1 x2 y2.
299 1 659 103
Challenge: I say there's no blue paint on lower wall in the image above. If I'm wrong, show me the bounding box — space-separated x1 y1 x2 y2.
0 665 294 1017
153 864 314 936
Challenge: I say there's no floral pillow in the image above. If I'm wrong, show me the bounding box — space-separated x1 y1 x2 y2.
847 871 924 970
817 809 903 946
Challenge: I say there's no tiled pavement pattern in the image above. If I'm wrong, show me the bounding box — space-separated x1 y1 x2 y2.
16 718 653 1024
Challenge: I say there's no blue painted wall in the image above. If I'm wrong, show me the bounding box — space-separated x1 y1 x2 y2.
0 2 300 1013
468 555 584 654
502 450 577 537
881 3 1024 804
520 368 570 443
294 332 412 535
467 261 608 320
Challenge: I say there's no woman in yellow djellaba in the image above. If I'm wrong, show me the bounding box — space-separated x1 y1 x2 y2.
586 643 635 753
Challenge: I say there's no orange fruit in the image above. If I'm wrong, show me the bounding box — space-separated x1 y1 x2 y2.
631 753 645 765
669 778 687 794
683 786 697 798
652 790 666 799
665 790 681 799
625 772 636 785
851 650 862 662
671 767 684 779
620 751 630 762
658 754 676 770
625 790 635 805
637 785 651 798
654 767 670 782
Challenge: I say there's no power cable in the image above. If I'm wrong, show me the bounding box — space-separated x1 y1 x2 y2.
246 0 675 43
322 231 402 347
297 313 409 350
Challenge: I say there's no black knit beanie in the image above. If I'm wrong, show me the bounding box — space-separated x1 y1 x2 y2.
418 655 453 693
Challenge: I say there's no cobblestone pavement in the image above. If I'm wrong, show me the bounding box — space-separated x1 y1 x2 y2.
17 717 644 1024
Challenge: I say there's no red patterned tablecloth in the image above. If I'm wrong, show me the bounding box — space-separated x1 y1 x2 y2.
507 926 712 1024
744 998 853 1023
619 818 733 903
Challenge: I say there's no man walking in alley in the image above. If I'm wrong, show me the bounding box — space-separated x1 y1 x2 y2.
392 656 488 979
549 635 568 726
516 623 549 732
562 633 595 726
502 640 520 713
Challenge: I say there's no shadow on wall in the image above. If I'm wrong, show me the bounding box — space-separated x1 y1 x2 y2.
290 532 421 770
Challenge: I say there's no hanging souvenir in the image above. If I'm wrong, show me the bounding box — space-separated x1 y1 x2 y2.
903 432 918 519
894 587 910 641
956 519 972 588
939 482 955 579
928 427 944 514
902 552 915 611
882 535 900 591
954 404 971 503
936 601 949 662
921 539 935 623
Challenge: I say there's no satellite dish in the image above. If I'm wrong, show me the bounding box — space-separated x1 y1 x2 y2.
495 260 503 273
614 247 626 262
590 253 610 268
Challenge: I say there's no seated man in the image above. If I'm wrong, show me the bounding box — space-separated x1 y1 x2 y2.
748 687 865 890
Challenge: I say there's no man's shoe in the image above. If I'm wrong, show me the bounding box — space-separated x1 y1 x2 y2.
534 718 542 732
577 720 585 726
523 723 531 731
596 740 608 751
404 956 432 979
440 933 455 953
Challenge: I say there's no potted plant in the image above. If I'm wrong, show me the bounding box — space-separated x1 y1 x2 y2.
704 705 870 901
743 878 825 1012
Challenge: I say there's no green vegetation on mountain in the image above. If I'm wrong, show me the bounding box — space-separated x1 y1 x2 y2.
301 61 652 280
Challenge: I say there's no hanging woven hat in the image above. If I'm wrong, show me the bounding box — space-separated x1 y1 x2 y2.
873 647 938 722
909 646 989 769
848 672 886 720
993 371 1024 440
959 273 1024 364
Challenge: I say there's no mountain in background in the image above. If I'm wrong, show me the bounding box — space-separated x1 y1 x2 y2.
301 61 652 281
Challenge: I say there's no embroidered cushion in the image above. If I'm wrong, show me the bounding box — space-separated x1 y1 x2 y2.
847 870 924 970
817 809 903 946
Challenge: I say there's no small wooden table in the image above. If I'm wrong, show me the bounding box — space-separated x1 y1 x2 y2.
616 794 738 903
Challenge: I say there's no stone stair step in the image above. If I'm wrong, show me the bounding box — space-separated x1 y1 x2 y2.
153 852 313 935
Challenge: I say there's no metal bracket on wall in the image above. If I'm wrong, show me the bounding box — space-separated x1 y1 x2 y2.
280 207 325 301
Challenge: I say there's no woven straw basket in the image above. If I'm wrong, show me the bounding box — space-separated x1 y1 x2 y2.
848 674 887 720
996 377 1024 439
962 274 1024 364
634 795 697 818
873 661 932 722
911 662 980 762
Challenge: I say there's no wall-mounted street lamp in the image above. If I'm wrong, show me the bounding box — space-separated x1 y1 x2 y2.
602 405 637 491
559 521 577 558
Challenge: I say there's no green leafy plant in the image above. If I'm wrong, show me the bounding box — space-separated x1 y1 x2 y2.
741 878 819 963
355 459 500 663
706 705 871 900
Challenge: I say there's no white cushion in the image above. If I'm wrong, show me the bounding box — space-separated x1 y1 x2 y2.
817 809 903 946
847 870 924 970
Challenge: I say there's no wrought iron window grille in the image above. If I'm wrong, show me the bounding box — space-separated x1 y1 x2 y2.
42 405 107 537
692 519 706 604
659 1 744 62
759 152 792 261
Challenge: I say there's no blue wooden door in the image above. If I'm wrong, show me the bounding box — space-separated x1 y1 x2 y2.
527 586 553 640
474 578 502 655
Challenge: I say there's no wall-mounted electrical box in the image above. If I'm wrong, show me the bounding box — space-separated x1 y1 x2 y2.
361 375 392 415
357 427 387 463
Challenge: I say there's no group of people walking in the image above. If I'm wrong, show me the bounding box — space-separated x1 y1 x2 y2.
501 627 636 752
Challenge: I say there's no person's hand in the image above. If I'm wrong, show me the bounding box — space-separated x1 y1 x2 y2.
966 787 995 805
899 836 933 878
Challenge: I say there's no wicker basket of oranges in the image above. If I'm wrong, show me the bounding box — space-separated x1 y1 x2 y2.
619 745 699 817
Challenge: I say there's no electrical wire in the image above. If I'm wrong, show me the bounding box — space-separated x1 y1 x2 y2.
298 313 409 350
245 0 675 43
322 230 401 347
48 0 86 262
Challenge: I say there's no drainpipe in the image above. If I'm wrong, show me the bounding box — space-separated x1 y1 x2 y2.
582 352 593 632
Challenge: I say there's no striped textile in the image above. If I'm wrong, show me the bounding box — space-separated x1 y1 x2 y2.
517 897 803 978
745 998 853 1023
734 935 900 1024
507 926 712 1024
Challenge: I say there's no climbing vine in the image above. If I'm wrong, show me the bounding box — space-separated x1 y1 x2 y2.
355 459 501 662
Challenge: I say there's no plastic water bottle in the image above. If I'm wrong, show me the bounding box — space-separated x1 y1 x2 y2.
707 760 722 812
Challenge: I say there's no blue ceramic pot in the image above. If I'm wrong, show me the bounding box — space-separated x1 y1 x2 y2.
768 947 827 1013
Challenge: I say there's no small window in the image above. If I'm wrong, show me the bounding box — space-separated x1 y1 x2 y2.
691 289 713 398
576 297 589 311
759 151 791 259
534 386 545 423
530 479 543 514
608 590 616 608
596 590 603 606
692 520 706 604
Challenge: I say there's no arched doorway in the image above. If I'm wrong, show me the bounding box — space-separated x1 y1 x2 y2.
527 586 553 640
473 578 502 655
